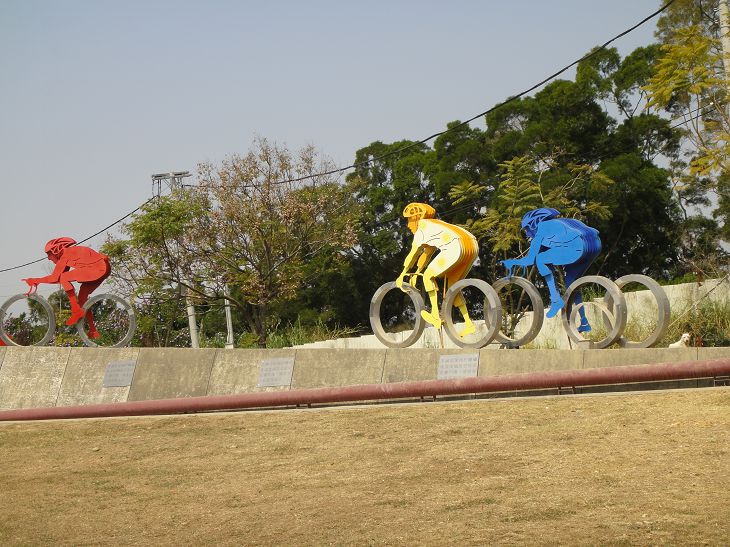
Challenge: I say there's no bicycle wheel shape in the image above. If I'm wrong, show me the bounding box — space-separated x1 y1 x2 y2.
491 276 544 348
0 293 56 346
561 275 627 349
441 278 501 349
370 282 426 348
614 274 671 349
75 293 136 348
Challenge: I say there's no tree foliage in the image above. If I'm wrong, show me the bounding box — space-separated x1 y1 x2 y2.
331 41 692 332
105 27 729 345
105 138 357 347
642 0 729 270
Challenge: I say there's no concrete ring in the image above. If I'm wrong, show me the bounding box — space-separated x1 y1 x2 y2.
561 275 627 349
491 276 544 347
441 278 501 349
614 274 670 349
369 282 426 348
0 293 56 346
76 293 137 348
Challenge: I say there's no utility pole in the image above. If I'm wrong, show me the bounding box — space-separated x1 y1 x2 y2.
151 171 199 348
224 285 234 349
186 287 200 349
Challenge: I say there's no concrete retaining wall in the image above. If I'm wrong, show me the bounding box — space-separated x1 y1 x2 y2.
0 346 728 411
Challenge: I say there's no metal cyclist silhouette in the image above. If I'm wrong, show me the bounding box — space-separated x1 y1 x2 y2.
22 237 111 339
501 208 601 331
1 236 136 347
396 202 479 337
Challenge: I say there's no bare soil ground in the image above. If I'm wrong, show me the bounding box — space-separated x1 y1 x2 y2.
1 388 729 546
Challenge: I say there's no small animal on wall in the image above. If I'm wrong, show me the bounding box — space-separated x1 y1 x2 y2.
668 333 691 348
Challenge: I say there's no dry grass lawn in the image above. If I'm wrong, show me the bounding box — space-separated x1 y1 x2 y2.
1 388 729 546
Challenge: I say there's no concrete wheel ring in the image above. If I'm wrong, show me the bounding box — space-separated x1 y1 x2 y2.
76 293 136 348
441 278 501 349
491 276 544 347
0 293 56 346
369 282 426 348
561 275 627 349
615 274 671 349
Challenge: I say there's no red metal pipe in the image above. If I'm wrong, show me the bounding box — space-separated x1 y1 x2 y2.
1 358 729 422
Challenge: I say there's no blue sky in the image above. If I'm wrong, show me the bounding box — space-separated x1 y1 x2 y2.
0 0 663 297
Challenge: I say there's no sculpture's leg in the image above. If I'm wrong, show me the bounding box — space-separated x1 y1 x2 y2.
59 264 109 331
420 273 443 329
445 244 478 337
78 279 104 338
63 289 86 326
565 260 592 332
453 291 476 337
537 257 564 318
573 291 591 333
59 275 86 326
543 274 565 318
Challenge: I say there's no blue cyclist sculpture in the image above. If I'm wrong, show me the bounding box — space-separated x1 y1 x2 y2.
502 208 601 332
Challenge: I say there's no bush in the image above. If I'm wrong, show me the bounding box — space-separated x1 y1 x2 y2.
661 297 730 347
265 320 361 348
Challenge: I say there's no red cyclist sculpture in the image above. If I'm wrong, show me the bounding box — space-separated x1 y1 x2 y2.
22 237 111 339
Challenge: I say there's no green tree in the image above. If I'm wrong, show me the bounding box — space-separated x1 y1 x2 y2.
450 154 612 278
105 138 357 347
642 0 729 266
340 140 440 325
482 47 687 278
338 45 687 332
103 187 210 347
486 79 613 166
646 24 729 176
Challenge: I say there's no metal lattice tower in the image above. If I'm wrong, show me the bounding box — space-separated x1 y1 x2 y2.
151 171 192 197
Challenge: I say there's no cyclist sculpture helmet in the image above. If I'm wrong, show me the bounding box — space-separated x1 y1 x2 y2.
403 202 436 219
521 208 560 238
45 237 77 258
403 202 436 232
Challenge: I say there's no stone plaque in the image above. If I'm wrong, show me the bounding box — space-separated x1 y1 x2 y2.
437 353 479 380
258 357 295 387
103 360 137 388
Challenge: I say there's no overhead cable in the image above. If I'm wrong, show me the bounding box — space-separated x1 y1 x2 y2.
0 1 675 273
0 197 156 274
233 0 678 187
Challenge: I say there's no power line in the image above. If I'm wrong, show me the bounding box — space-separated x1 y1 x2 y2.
670 106 717 129
186 0 676 190
0 1 675 273
0 197 155 274
75 197 156 246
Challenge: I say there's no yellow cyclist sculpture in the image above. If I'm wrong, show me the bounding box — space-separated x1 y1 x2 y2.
396 202 479 336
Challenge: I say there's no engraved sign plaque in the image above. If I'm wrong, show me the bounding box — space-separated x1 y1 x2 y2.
437 353 479 380
257 357 295 387
103 360 137 388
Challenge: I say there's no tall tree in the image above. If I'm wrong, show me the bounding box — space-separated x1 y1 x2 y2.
643 0 729 269
198 139 358 346
105 138 357 347
481 47 687 277
341 140 438 324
